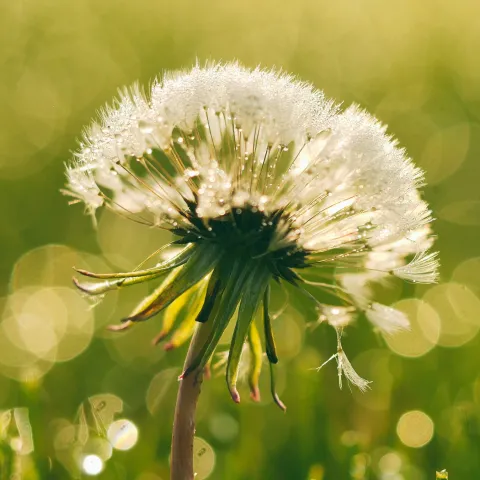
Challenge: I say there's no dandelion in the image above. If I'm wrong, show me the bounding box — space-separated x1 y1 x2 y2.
64 62 439 479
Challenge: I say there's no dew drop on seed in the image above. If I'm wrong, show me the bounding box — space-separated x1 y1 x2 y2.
137 120 153 134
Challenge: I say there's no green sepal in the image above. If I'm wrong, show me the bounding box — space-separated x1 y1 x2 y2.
181 257 253 378
109 269 181 333
262 284 285 410
73 271 161 296
123 243 219 323
150 270 194 344
247 320 263 402
195 266 223 324
269 362 286 412
74 244 194 279
263 284 278 364
226 267 270 403
161 279 208 350
73 245 194 295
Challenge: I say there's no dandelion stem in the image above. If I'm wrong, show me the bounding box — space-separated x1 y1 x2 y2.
170 320 215 480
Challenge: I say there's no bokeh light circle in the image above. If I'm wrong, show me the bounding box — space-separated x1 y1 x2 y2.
146 368 178 416
82 454 104 475
423 283 480 347
453 257 480 296
107 419 139 451
438 200 480 226
351 349 395 411
208 413 239 443
97 209 172 270
384 299 440 357
0 286 95 379
87 394 124 429
420 123 470 185
84 437 113 461
274 307 304 360
396 410 434 448
378 451 402 475
9 243 119 328
193 437 215 479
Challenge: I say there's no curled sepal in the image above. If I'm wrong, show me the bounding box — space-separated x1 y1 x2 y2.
180 258 253 379
107 319 134 332
247 321 263 402
269 362 286 412
123 244 220 324
226 267 270 404
161 279 209 350
74 244 194 279
73 272 160 296
72 245 194 295
263 284 278 364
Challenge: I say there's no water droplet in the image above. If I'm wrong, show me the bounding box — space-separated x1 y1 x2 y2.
184 168 199 178
138 120 154 134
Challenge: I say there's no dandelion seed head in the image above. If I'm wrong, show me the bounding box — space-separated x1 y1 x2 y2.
66 64 434 258
65 62 438 400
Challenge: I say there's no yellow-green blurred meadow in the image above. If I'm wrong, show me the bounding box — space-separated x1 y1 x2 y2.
1 0 479 478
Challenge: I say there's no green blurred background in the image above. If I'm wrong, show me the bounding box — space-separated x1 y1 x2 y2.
1 0 479 478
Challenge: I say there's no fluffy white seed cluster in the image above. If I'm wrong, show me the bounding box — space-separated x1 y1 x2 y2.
65 62 439 391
